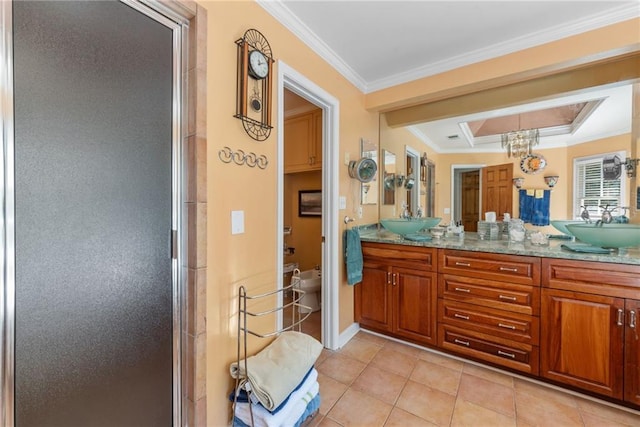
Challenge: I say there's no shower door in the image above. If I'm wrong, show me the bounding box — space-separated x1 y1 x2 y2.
4 1 182 425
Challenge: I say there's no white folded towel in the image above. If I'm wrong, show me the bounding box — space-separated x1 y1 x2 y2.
234 370 319 427
230 331 322 411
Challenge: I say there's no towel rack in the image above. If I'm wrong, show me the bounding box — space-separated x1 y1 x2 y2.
233 274 312 425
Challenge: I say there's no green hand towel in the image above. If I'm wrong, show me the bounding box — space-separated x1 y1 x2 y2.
343 229 363 285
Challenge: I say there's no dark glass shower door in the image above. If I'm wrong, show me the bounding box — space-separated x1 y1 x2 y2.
13 2 175 425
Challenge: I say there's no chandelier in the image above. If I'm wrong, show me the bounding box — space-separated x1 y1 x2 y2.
501 128 539 158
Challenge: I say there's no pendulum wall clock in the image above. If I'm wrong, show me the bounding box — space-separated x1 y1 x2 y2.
234 29 274 141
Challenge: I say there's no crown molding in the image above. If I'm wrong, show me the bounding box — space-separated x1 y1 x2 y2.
256 0 368 92
259 1 639 94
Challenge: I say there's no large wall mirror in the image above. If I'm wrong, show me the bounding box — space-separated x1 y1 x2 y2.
379 53 640 228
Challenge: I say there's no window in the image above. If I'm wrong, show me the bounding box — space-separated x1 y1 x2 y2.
573 151 626 220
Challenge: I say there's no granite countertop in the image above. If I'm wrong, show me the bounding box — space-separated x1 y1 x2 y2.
358 227 640 266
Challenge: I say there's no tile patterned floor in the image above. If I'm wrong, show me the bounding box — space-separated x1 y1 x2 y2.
305 330 640 427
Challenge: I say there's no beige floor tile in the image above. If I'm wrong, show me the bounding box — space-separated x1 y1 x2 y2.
356 330 392 346
580 411 634 427
317 353 366 385
418 349 465 372
339 337 383 363
513 378 578 409
351 365 408 405
317 372 348 416
316 348 333 367
370 347 419 378
384 339 422 357
462 363 514 388
318 416 343 427
457 373 515 417
396 380 456 426
327 388 393 427
451 399 516 427
515 388 584 426
384 407 438 426
575 397 640 426
410 359 461 395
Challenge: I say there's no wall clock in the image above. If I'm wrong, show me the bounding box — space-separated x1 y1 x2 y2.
234 29 274 141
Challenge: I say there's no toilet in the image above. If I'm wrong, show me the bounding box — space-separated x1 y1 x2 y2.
291 268 322 313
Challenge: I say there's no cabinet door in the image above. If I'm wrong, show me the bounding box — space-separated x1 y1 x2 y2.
355 262 392 332
284 113 314 173
541 289 624 399
393 267 437 346
625 299 640 406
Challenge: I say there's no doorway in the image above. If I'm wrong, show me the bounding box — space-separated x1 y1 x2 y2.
277 62 340 350
2 2 185 424
452 165 484 228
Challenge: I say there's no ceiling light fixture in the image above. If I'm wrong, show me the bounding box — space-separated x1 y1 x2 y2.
501 115 540 158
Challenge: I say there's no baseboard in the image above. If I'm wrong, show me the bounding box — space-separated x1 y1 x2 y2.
337 322 360 349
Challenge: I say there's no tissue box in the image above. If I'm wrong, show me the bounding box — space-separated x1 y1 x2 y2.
477 221 501 240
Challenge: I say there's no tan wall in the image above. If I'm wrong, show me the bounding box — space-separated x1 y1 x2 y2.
284 171 322 271
203 1 378 423
202 1 636 423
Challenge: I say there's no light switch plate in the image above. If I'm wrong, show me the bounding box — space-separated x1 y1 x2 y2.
339 196 347 210
444 207 451 214
231 210 244 234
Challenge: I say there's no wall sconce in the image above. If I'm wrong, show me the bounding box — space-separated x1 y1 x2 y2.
625 157 639 178
544 175 559 189
512 177 525 189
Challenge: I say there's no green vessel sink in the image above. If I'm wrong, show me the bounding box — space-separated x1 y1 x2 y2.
380 217 441 236
565 223 640 249
550 220 584 236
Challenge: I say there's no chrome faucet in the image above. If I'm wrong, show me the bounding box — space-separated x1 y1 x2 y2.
580 206 591 223
595 204 614 226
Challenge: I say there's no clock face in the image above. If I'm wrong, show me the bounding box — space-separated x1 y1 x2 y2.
248 50 269 79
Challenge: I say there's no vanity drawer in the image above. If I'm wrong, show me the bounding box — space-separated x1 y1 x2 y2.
439 324 539 375
439 274 540 315
439 249 540 285
362 242 436 271
542 258 640 299
439 299 539 344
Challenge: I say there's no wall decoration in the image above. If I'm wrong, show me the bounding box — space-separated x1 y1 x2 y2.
234 29 274 141
298 190 322 217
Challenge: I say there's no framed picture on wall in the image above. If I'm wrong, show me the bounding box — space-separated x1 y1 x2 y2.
299 190 322 216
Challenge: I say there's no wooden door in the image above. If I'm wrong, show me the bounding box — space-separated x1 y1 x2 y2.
541 289 625 399
461 170 479 232
393 267 437 346
481 163 513 221
625 299 640 405
355 261 392 332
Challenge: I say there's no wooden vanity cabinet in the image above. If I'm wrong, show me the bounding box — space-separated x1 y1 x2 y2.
541 259 640 405
284 110 322 173
356 242 438 346
437 250 541 374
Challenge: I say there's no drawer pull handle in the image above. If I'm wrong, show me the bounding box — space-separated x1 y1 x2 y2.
630 310 636 329
455 262 471 267
454 313 470 320
454 287 471 293
499 266 518 272
498 323 516 330
497 350 516 359
454 339 470 347
498 295 517 301
617 308 624 326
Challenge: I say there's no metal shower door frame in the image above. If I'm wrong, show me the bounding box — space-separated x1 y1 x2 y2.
0 1 188 425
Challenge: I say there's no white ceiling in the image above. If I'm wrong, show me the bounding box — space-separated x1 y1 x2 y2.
264 0 639 153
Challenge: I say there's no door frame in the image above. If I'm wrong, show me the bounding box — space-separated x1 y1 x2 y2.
277 61 340 350
451 164 484 224
0 2 190 424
